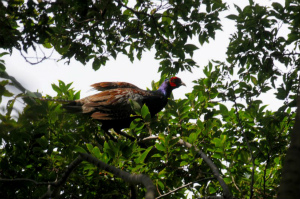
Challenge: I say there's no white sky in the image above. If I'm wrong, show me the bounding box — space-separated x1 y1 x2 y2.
2 0 286 111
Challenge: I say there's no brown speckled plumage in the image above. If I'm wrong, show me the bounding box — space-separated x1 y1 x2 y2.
60 77 185 134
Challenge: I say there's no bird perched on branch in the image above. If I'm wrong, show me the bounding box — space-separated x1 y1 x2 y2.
42 77 185 140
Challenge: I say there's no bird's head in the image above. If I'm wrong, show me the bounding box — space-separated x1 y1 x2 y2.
158 77 185 96
168 77 186 88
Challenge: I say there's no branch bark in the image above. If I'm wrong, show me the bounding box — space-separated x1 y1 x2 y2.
140 136 233 199
177 139 233 199
277 95 300 198
79 153 156 199
0 154 155 199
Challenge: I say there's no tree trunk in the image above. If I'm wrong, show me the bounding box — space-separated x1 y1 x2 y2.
277 96 300 198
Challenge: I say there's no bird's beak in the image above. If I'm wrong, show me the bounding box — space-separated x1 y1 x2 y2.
181 82 186 86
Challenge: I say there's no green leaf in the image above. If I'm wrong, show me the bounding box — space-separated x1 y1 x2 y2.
37 136 48 148
155 143 165 151
73 146 87 154
209 186 216 194
219 104 228 115
157 180 165 190
0 63 6 73
43 42 53 49
135 146 153 164
74 91 81 100
239 150 249 162
199 31 208 45
162 11 172 25
0 52 9 57
250 76 257 85
180 161 189 167
92 58 101 70
86 143 93 153
141 104 151 121
184 44 199 56
272 2 283 11
129 99 142 113
226 14 238 20
212 153 222 159
51 83 61 94
212 138 222 148
188 132 197 143
130 118 144 130
92 146 101 159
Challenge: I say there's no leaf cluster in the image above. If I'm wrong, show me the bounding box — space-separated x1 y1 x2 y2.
0 0 227 75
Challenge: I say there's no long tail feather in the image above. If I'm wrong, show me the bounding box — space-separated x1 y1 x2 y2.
91 82 139 91
36 98 83 113
36 98 75 103
61 103 83 113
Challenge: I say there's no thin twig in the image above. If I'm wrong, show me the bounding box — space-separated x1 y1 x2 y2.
0 178 52 185
156 177 214 198
233 95 255 199
0 156 83 199
263 151 270 198
19 47 55 65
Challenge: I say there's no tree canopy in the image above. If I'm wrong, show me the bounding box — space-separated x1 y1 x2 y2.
0 0 300 198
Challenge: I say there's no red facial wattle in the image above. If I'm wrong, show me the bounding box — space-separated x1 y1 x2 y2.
169 77 179 87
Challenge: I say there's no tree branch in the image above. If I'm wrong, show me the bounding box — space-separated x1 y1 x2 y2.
177 139 233 199
233 96 255 199
79 153 156 199
156 177 215 198
0 153 155 199
0 157 82 188
0 156 83 198
141 136 233 199
0 178 52 185
42 156 83 198
19 46 55 65
277 87 300 198
0 71 28 94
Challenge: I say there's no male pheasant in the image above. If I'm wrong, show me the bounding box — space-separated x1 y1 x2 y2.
60 77 185 138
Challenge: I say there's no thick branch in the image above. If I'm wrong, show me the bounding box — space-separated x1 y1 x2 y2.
177 139 233 199
277 95 300 198
79 153 155 199
0 154 155 199
55 156 83 185
0 71 28 94
44 156 83 198
141 136 233 199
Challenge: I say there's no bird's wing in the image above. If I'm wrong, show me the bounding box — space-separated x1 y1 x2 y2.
90 82 140 91
80 88 149 120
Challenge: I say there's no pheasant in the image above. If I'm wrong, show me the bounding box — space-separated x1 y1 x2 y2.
49 77 185 139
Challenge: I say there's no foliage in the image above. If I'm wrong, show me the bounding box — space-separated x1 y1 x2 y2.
1 0 300 199
0 0 226 74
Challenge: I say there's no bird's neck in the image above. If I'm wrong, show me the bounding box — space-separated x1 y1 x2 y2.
157 81 173 97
